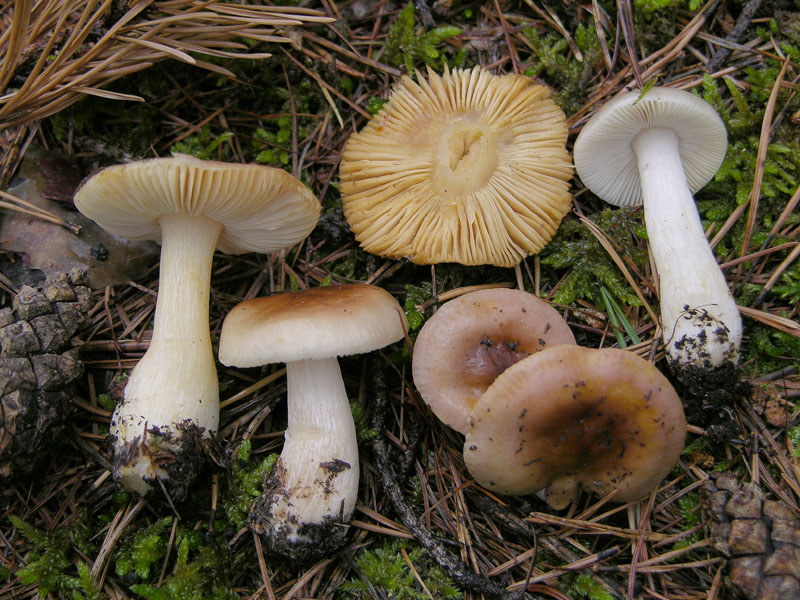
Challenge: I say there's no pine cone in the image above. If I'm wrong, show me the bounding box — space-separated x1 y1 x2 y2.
703 471 800 599
0 269 92 480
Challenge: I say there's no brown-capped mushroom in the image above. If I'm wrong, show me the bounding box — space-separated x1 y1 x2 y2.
412 288 575 434
464 345 686 509
340 66 573 267
218 284 407 561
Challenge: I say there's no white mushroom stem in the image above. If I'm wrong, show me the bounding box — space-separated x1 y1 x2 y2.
632 127 741 372
112 214 223 493
260 357 359 542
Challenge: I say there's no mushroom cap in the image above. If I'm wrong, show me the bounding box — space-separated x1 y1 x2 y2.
412 288 575 434
74 154 321 254
573 87 727 208
464 345 686 507
340 66 573 268
218 284 407 366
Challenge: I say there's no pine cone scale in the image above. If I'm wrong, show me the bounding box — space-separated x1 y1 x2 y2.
0 270 91 481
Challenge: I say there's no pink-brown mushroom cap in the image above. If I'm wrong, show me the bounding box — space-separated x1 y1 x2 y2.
464 345 686 508
412 288 575 434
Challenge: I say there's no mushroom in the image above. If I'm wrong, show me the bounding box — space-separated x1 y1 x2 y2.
464 344 686 509
73 154 320 497
412 287 575 433
340 66 573 267
218 284 407 561
573 87 739 381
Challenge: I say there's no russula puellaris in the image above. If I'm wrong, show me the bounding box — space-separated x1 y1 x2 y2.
340 66 573 267
74 154 320 497
412 288 575 433
218 284 407 561
573 87 739 382
464 345 686 509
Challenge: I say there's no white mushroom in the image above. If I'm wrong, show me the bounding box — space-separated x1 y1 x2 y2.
218 284 407 561
573 87 739 381
73 154 320 497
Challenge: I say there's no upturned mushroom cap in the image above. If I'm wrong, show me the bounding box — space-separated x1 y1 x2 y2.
573 87 727 208
219 284 407 366
412 288 575 434
340 66 573 267
74 153 320 253
464 345 686 508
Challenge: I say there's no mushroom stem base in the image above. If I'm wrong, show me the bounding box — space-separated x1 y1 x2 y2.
250 459 350 563
249 357 359 562
111 419 216 501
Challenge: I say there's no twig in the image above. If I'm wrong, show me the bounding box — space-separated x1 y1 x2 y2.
369 357 518 599
706 0 764 73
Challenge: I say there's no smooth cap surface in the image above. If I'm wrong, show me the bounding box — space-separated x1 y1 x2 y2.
573 87 727 207
340 66 573 267
412 288 575 434
219 284 407 366
74 154 321 254
464 345 686 507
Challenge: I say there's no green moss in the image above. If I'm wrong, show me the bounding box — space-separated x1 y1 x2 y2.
128 531 239 600
367 97 389 115
634 0 703 14
696 71 800 265
521 22 603 114
170 124 233 160
403 283 433 332
9 515 99 599
351 401 379 444
773 265 800 303
218 440 277 530
560 572 613 600
540 209 648 309
385 2 462 73
789 425 800 458
337 539 461 599
114 516 173 580
670 493 702 552
745 323 800 376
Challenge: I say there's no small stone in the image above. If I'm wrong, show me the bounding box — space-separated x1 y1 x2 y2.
729 518 768 555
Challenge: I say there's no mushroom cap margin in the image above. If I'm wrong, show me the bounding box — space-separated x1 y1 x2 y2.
464 345 686 505
573 87 727 208
218 284 408 366
412 288 575 434
74 154 321 255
